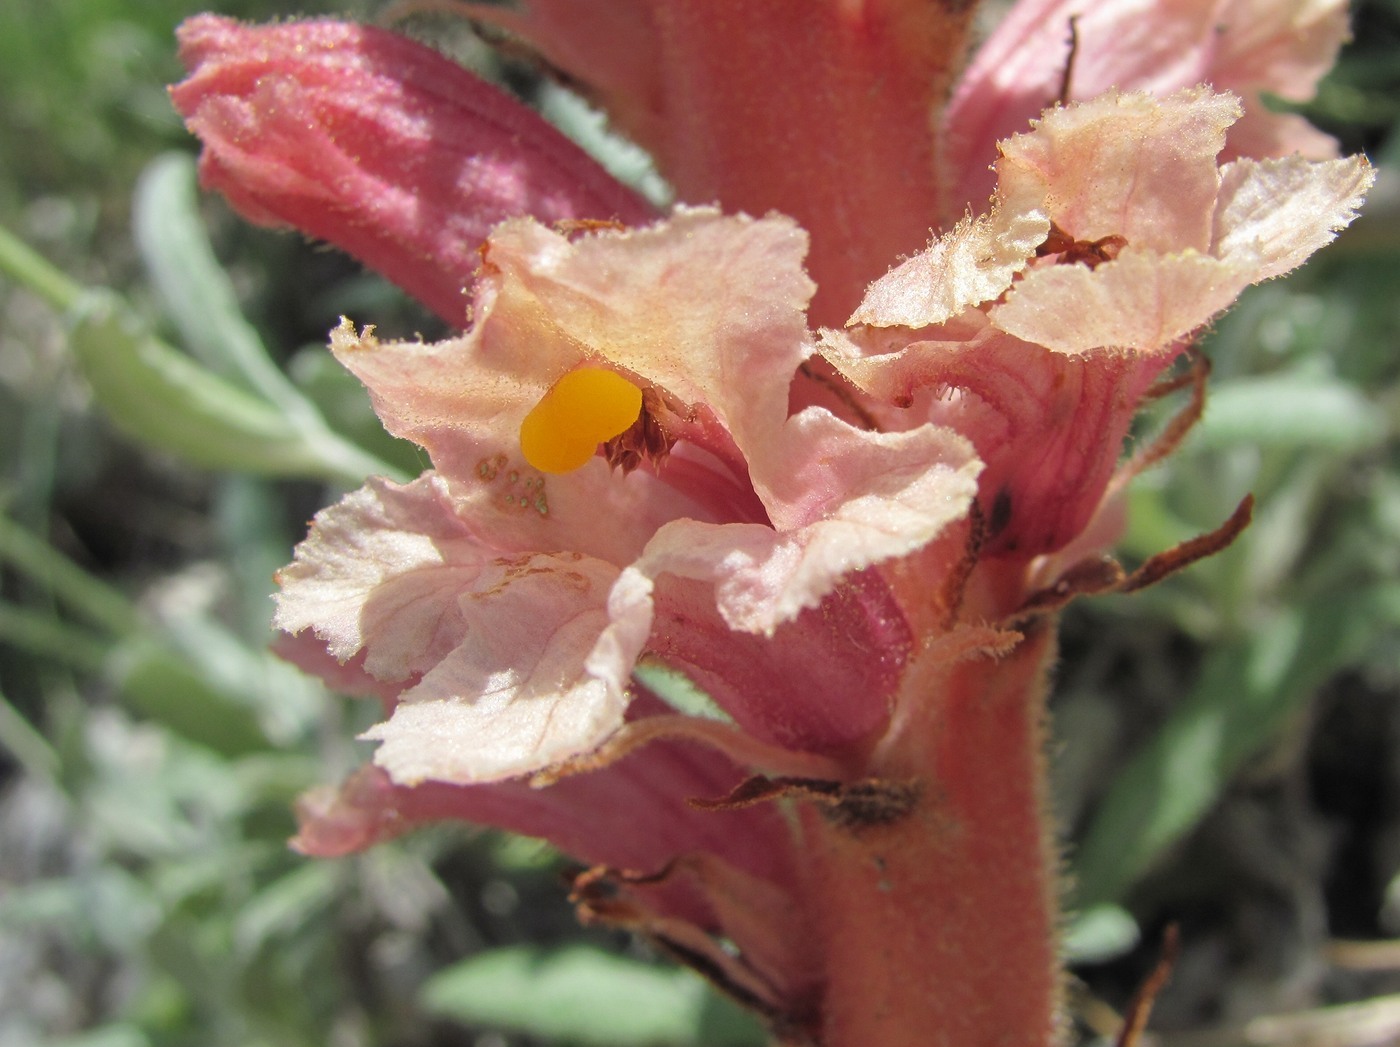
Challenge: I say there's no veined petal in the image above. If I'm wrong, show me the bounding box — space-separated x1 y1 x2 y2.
482 208 814 468
327 320 738 564
856 88 1242 334
617 410 980 638
839 87 1370 557
848 203 1049 330
360 550 638 784
332 210 815 525
642 568 914 757
172 15 654 325
292 739 819 1013
821 324 1164 556
990 248 1240 354
274 473 641 783
274 474 487 680
996 87 1239 255
856 91 1372 360
758 409 982 541
989 115 1374 355
272 633 403 709
942 0 1348 219
1184 0 1349 160
1211 154 1374 281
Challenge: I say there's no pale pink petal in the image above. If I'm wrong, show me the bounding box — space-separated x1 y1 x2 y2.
990 248 1239 354
848 204 1049 329
992 152 1374 355
294 703 799 894
758 408 982 538
583 408 976 752
1203 0 1348 161
334 207 811 456
482 208 813 469
942 0 1346 219
274 473 642 783
862 91 1371 358
855 89 1241 334
615 411 980 637
273 474 487 680
361 547 639 784
271 633 405 709
1211 155 1374 281
327 320 744 564
172 15 653 325
1205 0 1349 102
836 87 1369 556
334 210 817 524
995 87 1239 254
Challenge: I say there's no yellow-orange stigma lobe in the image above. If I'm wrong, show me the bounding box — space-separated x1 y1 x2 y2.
519 367 644 474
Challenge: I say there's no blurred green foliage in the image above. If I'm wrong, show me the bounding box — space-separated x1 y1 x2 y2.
0 0 1398 1045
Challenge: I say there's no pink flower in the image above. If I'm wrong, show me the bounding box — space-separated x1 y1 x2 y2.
274 210 979 788
824 87 1372 559
172 4 1370 1043
266 207 982 1029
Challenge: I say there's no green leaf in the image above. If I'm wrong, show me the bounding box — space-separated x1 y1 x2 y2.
1063 904 1140 964
1192 373 1386 453
0 514 139 637
107 636 270 758
133 152 294 407
152 611 322 743
633 659 731 722
66 291 330 476
231 862 341 959
422 945 766 1046
1072 588 1397 908
41 1025 151 1047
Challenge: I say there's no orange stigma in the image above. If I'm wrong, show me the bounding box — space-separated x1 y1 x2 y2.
519 367 644 474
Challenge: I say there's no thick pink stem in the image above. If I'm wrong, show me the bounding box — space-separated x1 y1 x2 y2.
477 0 979 324
802 624 1062 1047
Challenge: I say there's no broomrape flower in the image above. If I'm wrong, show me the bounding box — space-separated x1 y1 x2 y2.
274 208 979 787
173 3 1370 1045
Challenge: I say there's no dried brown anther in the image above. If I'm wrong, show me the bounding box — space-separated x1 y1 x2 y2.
603 386 681 474
554 217 627 238
1020 555 1127 613
1120 494 1253 593
1036 220 1127 269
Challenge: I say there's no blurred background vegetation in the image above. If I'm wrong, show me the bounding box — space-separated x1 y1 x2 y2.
0 1 1398 1046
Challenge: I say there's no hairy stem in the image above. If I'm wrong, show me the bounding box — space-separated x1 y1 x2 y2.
802 623 1062 1047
